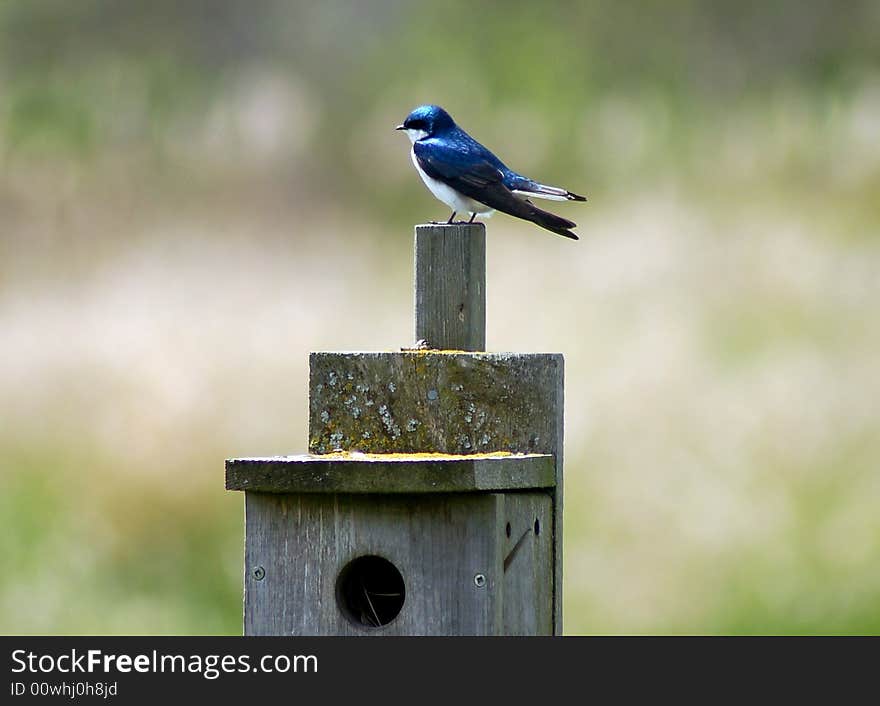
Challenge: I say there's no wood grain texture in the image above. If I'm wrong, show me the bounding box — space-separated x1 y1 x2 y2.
414 223 485 351
309 351 561 455
500 493 553 635
245 492 503 636
226 453 555 494
552 362 564 634
244 491 553 635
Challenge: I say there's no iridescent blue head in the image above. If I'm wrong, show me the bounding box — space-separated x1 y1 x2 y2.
395 105 455 142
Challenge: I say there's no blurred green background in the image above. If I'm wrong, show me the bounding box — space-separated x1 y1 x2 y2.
1 1 879 634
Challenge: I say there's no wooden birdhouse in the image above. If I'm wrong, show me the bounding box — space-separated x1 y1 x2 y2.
226 224 564 635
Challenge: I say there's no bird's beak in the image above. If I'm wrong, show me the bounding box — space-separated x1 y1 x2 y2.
394 125 405 131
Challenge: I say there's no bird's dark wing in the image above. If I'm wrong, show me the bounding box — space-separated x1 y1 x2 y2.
414 141 579 240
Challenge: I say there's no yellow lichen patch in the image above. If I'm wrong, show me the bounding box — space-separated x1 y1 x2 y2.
306 450 545 461
388 349 489 355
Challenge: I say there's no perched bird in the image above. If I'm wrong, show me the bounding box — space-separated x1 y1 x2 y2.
396 104 586 240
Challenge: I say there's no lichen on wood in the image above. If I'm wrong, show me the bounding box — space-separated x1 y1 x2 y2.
308 351 563 456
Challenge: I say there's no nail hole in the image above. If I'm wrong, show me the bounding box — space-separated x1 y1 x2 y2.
336 555 405 629
505 522 511 538
534 518 540 536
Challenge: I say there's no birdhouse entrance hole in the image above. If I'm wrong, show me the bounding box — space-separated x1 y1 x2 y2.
336 555 406 629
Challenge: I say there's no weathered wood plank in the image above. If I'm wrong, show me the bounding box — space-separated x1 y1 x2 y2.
551 362 565 634
309 351 562 455
226 453 555 494
245 492 503 635
500 493 553 635
414 223 485 351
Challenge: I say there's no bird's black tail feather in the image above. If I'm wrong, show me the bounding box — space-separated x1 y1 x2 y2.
497 197 579 240
527 206 579 240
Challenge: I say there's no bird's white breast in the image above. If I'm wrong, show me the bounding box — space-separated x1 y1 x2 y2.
410 147 495 216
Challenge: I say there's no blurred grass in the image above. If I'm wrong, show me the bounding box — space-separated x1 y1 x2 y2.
1 1 879 634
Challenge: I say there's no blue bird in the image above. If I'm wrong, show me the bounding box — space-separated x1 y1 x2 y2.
396 105 586 240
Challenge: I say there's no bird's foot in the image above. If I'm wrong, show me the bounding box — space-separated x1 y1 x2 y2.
401 339 431 351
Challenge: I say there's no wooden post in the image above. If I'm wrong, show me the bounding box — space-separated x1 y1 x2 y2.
226 222 565 635
414 223 486 350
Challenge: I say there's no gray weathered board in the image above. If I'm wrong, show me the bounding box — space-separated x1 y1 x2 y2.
226 453 555 494
245 491 552 636
309 352 562 456
414 223 485 351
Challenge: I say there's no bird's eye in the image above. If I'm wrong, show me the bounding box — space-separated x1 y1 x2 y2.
407 119 425 130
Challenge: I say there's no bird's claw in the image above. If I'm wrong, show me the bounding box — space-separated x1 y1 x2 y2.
401 339 431 351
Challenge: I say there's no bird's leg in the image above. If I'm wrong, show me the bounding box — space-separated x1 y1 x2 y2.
468 213 477 223
446 211 457 224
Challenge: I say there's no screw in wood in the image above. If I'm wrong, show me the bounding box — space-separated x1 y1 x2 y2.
253 566 266 581
473 573 486 588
